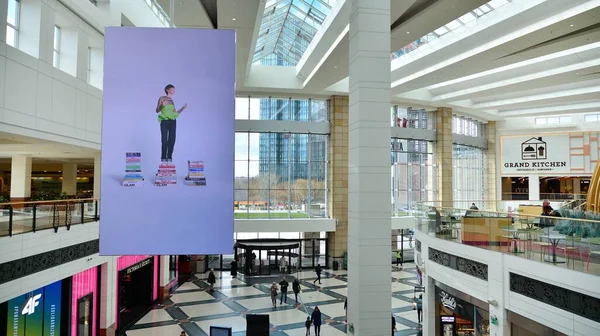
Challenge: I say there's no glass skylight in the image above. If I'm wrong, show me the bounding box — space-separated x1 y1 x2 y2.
391 0 513 60
253 0 334 66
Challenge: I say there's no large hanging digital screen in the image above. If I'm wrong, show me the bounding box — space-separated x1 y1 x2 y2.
6 280 62 336
99 27 236 255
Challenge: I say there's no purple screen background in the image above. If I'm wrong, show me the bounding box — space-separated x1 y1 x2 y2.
100 27 235 255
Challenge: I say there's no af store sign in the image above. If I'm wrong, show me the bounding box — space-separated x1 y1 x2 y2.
501 135 570 174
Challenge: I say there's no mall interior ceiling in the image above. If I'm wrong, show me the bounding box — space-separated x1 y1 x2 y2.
152 0 600 120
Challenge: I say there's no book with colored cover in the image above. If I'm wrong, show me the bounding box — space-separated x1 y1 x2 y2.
122 152 144 186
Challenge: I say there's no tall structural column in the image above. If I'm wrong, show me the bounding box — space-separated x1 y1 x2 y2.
436 107 453 208
62 163 78 196
347 0 392 334
10 155 33 202
486 121 498 210
0 0 7 43
94 153 101 200
326 95 349 268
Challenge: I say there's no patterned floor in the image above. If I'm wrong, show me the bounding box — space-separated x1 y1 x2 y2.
126 263 423 336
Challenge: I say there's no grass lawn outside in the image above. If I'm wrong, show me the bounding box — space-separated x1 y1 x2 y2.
234 212 311 219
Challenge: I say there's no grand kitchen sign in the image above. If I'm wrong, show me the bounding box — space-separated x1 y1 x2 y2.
501 134 570 174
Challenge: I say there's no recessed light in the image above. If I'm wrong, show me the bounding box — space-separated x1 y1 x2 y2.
406 31 410 34
334 65 337 68
570 24 574 27
44 170 47 173
576 72 579 75
232 18 236 21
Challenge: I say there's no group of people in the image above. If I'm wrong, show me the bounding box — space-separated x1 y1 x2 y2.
270 276 302 306
205 264 425 336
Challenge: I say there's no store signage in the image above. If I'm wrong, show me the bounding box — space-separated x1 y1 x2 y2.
440 291 457 310
6 280 62 336
126 258 152 274
21 294 42 315
441 316 455 323
501 135 570 174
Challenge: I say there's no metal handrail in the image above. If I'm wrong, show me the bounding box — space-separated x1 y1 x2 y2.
1 198 99 237
0 197 97 206
416 202 600 224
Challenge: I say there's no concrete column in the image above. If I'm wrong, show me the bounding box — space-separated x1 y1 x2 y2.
528 174 540 201
10 155 32 201
486 121 498 210
326 95 349 268
93 153 101 199
99 258 117 336
391 230 398 251
0 0 8 43
436 108 453 208
62 163 78 196
347 0 392 334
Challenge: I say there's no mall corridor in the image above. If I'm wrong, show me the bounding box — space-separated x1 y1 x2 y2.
126 264 423 336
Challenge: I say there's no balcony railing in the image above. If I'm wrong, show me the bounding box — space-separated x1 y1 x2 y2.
416 202 600 277
0 199 99 237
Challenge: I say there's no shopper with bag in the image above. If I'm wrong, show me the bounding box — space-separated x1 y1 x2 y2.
415 294 423 324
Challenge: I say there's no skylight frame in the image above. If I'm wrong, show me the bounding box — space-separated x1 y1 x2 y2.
253 0 334 66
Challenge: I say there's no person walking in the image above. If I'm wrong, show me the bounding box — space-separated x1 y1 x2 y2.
392 315 396 335
344 298 347 322
396 250 403 267
416 294 423 324
279 277 289 304
230 259 238 278
305 316 312 336
207 269 216 293
292 278 301 302
279 255 287 273
313 264 322 284
311 306 322 336
270 282 279 307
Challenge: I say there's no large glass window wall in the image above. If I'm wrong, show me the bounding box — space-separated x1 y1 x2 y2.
391 105 436 130
453 144 487 209
391 138 436 216
236 96 328 122
235 97 329 219
452 115 486 138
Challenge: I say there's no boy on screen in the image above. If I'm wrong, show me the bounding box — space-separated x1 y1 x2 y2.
156 84 188 163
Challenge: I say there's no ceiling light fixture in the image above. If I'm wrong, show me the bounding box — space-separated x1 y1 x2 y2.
406 31 410 34
570 24 574 27
232 18 236 21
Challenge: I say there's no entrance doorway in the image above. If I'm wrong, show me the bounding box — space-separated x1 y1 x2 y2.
235 240 300 277
117 258 155 332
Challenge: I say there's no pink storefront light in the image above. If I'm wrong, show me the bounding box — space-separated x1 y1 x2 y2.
71 267 98 336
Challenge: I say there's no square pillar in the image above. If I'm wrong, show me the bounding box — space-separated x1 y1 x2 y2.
486 121 498 210
62 163 78 196
436 107 453 208
93 153 101 200
347 0 392 335
327 95 349 268
10 155 32 201
0 0 7 43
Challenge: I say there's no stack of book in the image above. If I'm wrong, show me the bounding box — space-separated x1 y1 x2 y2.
122 152 143 187
184 160 206 186
155 163 177 186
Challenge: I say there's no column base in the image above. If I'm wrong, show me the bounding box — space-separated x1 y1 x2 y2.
10 197 28 209
100 326 116 336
